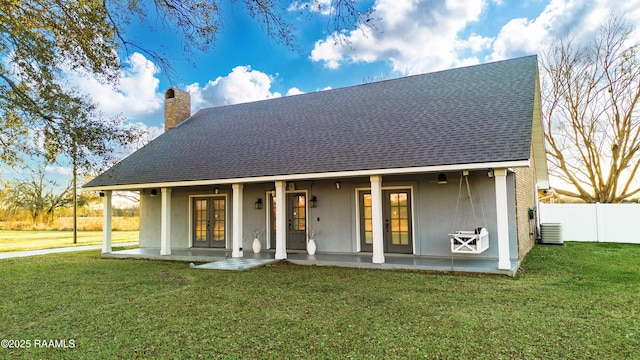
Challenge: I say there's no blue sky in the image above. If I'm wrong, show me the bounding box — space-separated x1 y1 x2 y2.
8 0 640 188
72 0 639 135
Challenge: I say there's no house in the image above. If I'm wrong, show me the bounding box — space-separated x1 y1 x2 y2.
84 55 549 275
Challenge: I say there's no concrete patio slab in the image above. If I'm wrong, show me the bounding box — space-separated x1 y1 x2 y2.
192 258 277 271
102 248 520 276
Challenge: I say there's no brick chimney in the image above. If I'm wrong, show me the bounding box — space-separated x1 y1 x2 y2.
164 88 191 131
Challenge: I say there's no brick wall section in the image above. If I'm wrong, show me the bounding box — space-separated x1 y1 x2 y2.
513 146 537 258
164 88 191 131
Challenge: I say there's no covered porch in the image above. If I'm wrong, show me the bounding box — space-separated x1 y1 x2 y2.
98 168 517 273
102 247 521 276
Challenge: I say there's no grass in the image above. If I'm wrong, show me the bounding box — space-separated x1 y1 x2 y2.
1 216 139 231
0 230 139 252
53 216 139 231
0 242 638 359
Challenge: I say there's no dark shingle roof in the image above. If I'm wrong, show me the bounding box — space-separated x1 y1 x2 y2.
85 56 538 188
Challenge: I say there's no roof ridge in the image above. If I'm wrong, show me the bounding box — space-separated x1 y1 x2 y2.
194 55 539 112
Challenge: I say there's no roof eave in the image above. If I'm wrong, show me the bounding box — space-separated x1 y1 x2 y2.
82 160 530 191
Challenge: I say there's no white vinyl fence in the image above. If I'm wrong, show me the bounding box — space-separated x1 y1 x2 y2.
539 203 640 244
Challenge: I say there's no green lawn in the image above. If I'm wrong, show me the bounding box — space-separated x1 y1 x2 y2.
0 242 638 359
0 230 138 252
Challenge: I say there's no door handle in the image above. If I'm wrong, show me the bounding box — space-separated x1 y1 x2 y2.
207 220 210 231
288 219 292 231
385 219 389 232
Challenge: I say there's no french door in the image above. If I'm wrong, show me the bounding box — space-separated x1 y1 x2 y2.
269 192 307 250
192 197 226 248
359 189 413 254
287 193 307 250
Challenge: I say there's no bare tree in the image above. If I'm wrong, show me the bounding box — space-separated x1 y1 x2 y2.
1 165 72 225
540 14 640 203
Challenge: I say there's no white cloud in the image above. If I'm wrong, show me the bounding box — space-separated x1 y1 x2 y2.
67 52 163 121
310 0 487 74
489 0 640 61
456 33 493 53
310 0 640 75
286 87 305 96
489 17 545 61
310 38 345 69
186 65 282 111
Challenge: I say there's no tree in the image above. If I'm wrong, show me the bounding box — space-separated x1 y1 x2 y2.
0 0 375 167
540 14 640 203
1 164 72 225
1 2 143 169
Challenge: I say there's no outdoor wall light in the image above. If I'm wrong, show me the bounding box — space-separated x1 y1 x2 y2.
214 187 219 194
255 198 263 210
335 181 341 190
488 169 495 178
99 191 105 197
310 195 318 208
150 188 158 197
437 172 448 184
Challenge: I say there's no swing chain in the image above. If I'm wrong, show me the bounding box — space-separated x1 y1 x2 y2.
451 171 487 233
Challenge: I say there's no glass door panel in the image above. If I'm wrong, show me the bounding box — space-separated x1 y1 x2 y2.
193 198 208 247
359 189 413 254
192 197 226 248
360 192 373 252
270 194 277 249
384 190 412 253
211 198 225 246
287 193 306 250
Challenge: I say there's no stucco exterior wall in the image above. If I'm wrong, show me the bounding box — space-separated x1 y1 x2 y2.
140 186 234 250
302 179 355 253
411 171 517 259
139 193 160 248
138 171 520 260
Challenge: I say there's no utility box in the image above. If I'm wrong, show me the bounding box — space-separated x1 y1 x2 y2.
540 223 563 244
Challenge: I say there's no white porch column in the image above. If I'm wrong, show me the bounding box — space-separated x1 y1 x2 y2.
370 175 385 264
160 187 172 256
275 180 287 260
494 169 511 270
102 190 112 254
232 183 244 258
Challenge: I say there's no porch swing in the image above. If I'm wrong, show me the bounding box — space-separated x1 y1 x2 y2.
448 171 489 254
